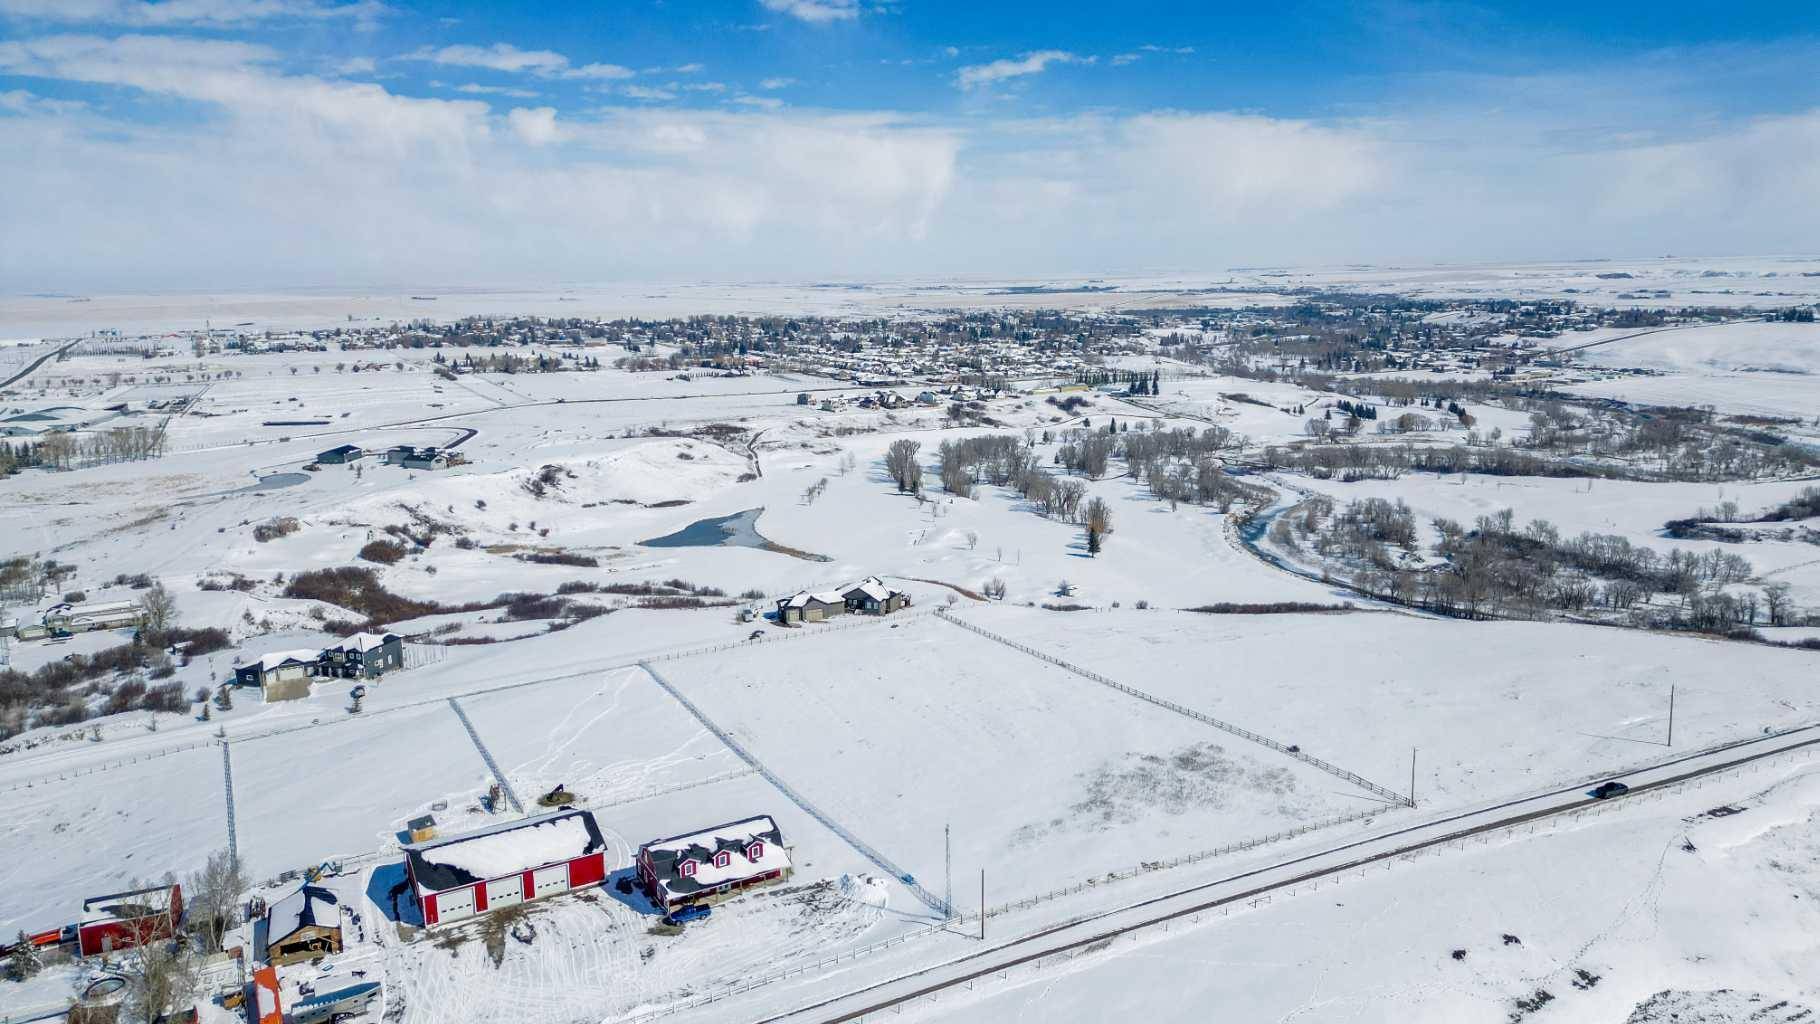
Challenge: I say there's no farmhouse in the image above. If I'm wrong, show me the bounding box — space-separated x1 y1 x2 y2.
404 808 608 927
315 444 364 465
320 632 403 679
264 884 342 966
637 815 791 910
42 600 143 634
77 883 182 957
234 649 321 702
778 576 909 624
841 576 910 615
401 447 450 470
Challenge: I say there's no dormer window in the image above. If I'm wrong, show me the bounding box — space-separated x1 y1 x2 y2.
679 859 697 878
713 851 731 869
747 841 765 862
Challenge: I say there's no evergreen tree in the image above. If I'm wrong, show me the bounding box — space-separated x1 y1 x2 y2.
8 931 44 980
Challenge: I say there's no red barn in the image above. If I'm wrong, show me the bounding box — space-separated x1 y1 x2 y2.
77 883 182 957
404 808 608 927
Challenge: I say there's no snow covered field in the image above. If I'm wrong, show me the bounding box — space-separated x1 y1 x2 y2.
906 760 1820 1024
655 616 1376 906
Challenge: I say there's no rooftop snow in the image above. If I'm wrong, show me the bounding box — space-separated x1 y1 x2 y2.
406 809 604 895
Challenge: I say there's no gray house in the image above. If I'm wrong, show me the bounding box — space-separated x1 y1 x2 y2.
321 632 404 679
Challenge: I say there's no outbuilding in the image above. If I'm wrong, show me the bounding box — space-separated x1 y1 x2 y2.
320 632 403 679
42 600 143 634
404 808 609 927
264 885 342 966
636 815 791 911
315 444 364 465
77 883 183 957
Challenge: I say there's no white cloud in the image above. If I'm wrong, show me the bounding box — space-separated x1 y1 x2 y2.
507 105 567 146
672 62 704 74
453 82 538 99
0 0 383 24
955 50 1084 90
620 84 677 102
732 95 784 110
758 0 859 25
405 42 633 81
1140 44 1195 55
1110 53 1140 66
5 31 1820 289
331 55 376 75
758 76 795 90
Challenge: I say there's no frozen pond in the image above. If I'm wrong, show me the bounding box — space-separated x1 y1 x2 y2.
641 507 830 561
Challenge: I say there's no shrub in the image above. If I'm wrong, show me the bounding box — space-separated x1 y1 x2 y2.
359 540 408 565
518 552 598 568
252 517 301 543
284 567 437 623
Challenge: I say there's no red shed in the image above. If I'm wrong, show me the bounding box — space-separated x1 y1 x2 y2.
404 808 608 927
77 883 182 957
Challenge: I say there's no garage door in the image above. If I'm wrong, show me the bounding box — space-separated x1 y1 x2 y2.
434 885 476 925
532 864 569 900
487 875 523 909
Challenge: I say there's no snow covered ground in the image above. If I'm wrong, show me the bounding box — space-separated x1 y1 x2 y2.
900 761 1820 1024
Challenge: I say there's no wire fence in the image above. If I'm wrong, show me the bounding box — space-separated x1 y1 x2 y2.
782 742 1820 1024
640 659 952 918
967 804 1387 922
933 608 1415 808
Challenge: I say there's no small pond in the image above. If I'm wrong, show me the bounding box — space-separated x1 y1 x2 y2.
640 507 830 562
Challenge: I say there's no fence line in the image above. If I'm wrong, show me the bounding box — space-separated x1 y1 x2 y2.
934 608 1414 808
640 659 952 918
2 611 929 791
733 744 1820 1024
447 697 523 814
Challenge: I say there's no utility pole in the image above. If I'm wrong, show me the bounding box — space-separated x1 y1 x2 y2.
1409 747 1417 807
979 869 986 941
1667 684 1675 747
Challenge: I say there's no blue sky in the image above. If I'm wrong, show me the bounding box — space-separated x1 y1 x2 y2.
3 0 1819 290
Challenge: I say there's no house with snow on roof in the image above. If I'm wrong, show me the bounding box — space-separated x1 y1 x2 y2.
777 576 908 625
404 808 608 927
264 884 342 965
840 576 910 615
234 649 323 702
320 631 403 679
636 815 791 911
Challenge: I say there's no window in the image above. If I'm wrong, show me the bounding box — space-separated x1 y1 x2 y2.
747 841 764 862
679 860 696 878
713 851 731 869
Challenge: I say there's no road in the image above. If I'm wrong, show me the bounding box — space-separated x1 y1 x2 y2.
762 721 1820 1024
0 338 81 392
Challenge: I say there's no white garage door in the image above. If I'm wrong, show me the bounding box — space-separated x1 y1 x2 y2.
532 864 569 900
435 885 476 924
487 874 523 909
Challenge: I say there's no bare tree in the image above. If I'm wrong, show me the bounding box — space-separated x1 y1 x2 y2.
140 583 177 634
964 530 979 550
186 848 245 953
884 439 922 493
983 577 1007 601
1084 496 1113 556
1764 581 1793 626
